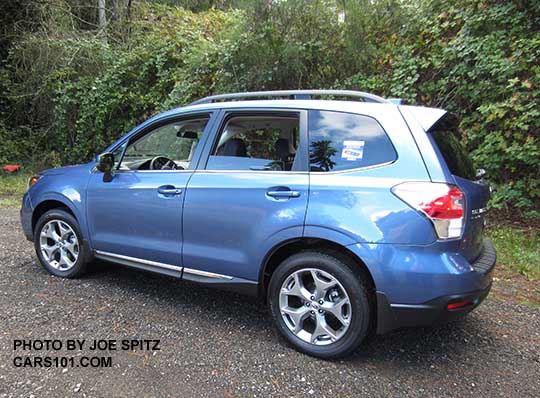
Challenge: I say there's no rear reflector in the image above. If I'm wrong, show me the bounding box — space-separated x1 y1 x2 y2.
447 301 473 310
392 182 465 239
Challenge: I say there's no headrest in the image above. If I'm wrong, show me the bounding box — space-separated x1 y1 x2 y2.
222 138 247 157
274 138 290 158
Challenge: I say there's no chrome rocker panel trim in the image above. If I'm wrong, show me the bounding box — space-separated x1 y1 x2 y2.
93 250 258 296
94 250 184 278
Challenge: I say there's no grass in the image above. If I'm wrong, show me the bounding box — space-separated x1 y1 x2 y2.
487 225 540 280
0 171 31 208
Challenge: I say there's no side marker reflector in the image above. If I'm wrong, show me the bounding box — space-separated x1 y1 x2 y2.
447 301 473 310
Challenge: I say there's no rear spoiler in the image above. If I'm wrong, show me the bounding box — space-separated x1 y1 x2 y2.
399 105 449 132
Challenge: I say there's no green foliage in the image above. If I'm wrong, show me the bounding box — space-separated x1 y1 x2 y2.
488 225 540 280
345 0 540 217
0 0 538 216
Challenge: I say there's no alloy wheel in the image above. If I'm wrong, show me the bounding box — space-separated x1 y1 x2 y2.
279 268 352 345
39 220 79 271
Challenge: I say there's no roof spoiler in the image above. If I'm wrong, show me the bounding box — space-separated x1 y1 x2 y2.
399 105 449 132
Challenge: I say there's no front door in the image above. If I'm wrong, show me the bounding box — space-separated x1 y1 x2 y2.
87 114 213 267
182 109 309 281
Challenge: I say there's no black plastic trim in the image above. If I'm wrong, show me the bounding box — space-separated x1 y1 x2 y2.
471 238 496 274
182 272 259 296
376 284 492 334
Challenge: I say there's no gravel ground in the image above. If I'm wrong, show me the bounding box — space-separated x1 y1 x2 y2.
0 208 539 398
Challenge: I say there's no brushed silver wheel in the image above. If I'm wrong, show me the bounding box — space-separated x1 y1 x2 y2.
279 267 352 346
39 220 80 271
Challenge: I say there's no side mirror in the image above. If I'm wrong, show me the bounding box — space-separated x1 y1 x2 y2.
96 152 115 182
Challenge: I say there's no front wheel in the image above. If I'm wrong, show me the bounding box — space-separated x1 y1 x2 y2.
33 209 88 278
268 251 372 359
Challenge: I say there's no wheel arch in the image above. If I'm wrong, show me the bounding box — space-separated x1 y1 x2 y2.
32 198 78 234
259 237 377 299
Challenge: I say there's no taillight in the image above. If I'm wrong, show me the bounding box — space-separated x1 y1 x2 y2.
392 182 465 239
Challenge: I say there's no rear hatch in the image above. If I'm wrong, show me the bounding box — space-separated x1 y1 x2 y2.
428 115 490 262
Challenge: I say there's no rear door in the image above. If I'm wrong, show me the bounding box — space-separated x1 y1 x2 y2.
181 109 309 282
428 115 490 261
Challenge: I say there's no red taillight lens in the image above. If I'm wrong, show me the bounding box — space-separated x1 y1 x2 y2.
392 182 465 239
419 187 463 219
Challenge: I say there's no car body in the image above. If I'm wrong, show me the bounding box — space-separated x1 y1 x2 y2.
21 90 496 358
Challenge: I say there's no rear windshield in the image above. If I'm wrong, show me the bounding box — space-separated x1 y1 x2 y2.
430 115 475 180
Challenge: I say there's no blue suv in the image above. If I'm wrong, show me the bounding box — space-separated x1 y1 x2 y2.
21 90 496 358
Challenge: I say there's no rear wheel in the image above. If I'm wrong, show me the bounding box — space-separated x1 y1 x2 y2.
268 251 371 359
33 209 88 278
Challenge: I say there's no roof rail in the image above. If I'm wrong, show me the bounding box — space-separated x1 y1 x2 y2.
188 90 390 106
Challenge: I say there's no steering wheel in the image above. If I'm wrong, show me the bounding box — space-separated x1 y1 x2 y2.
150 156 183 170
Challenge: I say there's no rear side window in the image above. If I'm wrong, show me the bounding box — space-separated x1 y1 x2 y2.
206 113 300 171
430 116 475 180
308 110 396 172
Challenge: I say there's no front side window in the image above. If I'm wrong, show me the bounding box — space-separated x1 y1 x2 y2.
119 116 209 171
207 113 300 171
308 110 396 172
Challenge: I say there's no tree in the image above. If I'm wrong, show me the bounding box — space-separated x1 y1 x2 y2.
98 0 106 30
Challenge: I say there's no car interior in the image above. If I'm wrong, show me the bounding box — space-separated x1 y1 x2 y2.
118 118 209 171
208 115 299 171
117 115 299 172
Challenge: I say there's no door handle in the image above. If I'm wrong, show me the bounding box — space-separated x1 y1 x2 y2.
157 185 182 196
267 190 301 199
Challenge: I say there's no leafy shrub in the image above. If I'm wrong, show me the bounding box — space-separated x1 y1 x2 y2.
0 0 538 216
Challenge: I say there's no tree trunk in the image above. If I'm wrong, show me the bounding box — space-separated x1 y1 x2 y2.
98 0 106 30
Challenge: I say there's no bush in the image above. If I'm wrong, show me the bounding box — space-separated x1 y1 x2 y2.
344 0 540 217
0 0 538 216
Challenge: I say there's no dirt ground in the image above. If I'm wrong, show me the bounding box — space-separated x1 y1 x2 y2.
1 208 539 397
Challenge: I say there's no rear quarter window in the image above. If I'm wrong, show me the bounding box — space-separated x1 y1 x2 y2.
308 110 396 172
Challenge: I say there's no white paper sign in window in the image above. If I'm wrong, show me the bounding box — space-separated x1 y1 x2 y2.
341 140 365 161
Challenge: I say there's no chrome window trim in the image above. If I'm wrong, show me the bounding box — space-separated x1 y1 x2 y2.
92 168 193 174
309 159 396 175
194 169 309 175
197 160 394 175
116 169 193 174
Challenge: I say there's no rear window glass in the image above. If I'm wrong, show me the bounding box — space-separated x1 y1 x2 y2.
430 117 475 180
308 110 396 172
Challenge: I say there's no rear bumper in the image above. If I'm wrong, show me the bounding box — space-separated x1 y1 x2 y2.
376 283 492 334
375 239 496 334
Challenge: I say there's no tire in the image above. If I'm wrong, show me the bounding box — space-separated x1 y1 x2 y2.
268 251 372 359
33 209 88 278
